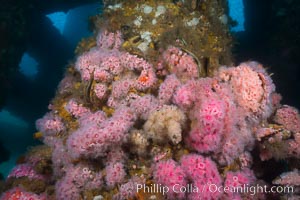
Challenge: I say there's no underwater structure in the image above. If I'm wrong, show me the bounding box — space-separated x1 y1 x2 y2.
1 0 300 199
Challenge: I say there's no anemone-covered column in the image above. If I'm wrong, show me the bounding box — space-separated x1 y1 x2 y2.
2 1 300 200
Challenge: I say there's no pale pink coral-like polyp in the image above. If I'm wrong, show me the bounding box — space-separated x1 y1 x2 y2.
0 187 46 200
163 46 199 80
36 112 65 136
64 98 90 118
158 74 181 104
274 105 300 133
180 154 222 200
153 159 187 199
105 162 126 188
96 30 123 49
7 164 45 180
188 98 226 153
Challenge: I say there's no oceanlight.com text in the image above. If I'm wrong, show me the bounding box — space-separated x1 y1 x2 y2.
208 183 294 196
